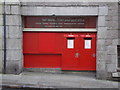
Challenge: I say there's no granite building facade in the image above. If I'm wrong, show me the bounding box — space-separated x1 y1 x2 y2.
0 0 120 80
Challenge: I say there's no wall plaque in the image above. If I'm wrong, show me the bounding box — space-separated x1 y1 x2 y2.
24 16 97 28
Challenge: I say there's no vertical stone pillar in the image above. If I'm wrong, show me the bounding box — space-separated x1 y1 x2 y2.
5 1 23 74
106 3 118 79
97 3 118 79
97 6 108 79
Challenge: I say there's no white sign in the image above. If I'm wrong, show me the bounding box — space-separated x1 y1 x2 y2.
67 40 74 49
85 40 91 49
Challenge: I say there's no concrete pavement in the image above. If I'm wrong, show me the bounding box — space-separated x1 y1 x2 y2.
1 72 119 89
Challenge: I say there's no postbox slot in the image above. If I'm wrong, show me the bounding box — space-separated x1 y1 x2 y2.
84 37 92 40
67 37 75 39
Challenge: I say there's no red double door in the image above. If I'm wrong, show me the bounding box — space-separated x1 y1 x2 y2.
62 33 96 70
23 32 96 71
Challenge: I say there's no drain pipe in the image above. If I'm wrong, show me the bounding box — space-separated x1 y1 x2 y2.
3 0 6 74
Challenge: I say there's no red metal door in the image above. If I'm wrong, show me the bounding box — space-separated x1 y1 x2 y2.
62 33 96 71
62 33 80 70
79 33 96 70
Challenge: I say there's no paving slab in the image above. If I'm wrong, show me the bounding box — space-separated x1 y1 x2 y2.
1 72 119 89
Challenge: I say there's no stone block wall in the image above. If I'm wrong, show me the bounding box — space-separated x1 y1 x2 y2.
118 3 120 69
119 3 120 45
3 1 23 74
97 2 118 79
106 3 118 79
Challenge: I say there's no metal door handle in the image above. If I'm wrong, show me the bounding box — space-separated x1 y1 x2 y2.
75 53 80 58
92 53 96 57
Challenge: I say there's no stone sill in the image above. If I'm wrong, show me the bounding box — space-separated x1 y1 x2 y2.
112 72 120 77
112 68 120 78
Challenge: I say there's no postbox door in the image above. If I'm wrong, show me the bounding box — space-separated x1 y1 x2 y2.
62 34 80 70
79 33 96 70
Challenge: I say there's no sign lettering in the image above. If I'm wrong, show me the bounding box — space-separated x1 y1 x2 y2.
24 16 97 28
